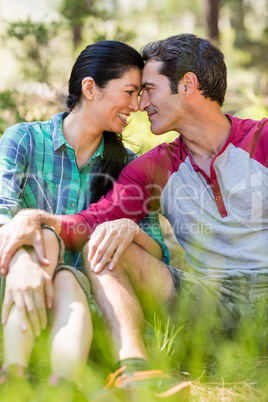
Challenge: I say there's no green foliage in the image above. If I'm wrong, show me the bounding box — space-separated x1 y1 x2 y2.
153 315 184 361
6 18 59 45
222 0 268 74
0 90 23 134
0 90 17 111
146 0 201 19
4 18 60 83
60 0 105 24
88 21 136 44
60 0 109 47
113 25 136 43
1 267 268 400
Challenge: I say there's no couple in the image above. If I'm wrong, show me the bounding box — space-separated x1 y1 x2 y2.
0 37 182 395
1 33 268 395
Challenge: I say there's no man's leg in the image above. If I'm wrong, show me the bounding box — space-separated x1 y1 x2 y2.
49 269 92 384
83 242 174 363
83 242 192 398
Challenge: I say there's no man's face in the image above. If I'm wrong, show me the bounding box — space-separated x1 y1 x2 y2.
139 59 183 135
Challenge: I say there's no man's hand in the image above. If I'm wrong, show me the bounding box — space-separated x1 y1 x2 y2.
0 210 50 276
87 219 141 273
1 248 54 336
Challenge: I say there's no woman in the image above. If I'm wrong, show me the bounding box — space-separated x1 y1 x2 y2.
0 40 167 385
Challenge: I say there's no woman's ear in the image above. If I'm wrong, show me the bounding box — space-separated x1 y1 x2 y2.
81 77 95 101
178 72 198 95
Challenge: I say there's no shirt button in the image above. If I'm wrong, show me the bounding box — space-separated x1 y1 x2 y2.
75 179 79 184
71 203 76 208
216 195 222 201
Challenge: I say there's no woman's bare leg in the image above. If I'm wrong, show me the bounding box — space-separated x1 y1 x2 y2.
2 228 59 371
49 269 92 384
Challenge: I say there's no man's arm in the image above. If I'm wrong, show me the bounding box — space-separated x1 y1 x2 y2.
0 151 163 273
0 156 155 273
0 210 163 276
0 147 171 273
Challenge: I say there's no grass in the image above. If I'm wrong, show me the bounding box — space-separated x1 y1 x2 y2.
162 235 268 401
1 237 268 401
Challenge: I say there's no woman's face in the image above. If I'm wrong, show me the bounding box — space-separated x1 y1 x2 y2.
92 67 141 133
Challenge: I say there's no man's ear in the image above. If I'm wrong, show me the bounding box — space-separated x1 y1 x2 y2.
81 77 95 101
178 72 198 95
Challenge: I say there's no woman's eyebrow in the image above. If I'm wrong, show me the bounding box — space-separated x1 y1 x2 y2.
125 84 140 90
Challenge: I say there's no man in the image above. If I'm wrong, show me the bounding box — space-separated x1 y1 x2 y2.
1 33 268 390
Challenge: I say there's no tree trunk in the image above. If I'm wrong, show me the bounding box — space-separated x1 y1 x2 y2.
73 24 82 49
206 0 219 41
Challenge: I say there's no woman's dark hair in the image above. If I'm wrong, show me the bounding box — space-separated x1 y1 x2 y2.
66 40 144 203
142 34 227 107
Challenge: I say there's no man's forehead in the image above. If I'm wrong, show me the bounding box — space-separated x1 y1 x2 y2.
141 59 162 84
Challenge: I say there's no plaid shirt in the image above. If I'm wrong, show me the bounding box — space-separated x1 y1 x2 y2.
0 112 169 269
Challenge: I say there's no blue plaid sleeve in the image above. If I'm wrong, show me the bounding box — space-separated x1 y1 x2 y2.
0 125 28 224
137 213 170 264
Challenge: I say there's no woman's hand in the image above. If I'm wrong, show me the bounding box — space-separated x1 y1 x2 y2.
86 218 141 273
1 248 54 336
0 210 49 276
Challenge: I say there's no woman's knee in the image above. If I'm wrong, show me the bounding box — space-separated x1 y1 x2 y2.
51 269 91 325
53 269 84 299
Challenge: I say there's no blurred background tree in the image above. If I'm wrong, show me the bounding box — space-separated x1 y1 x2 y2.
0 0 267 149
205 0 220 41
60 0 99 48
4 18 60 83
0 4 267 394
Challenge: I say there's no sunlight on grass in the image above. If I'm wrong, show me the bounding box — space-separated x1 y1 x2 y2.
1 226 268 400
2 236 268 400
